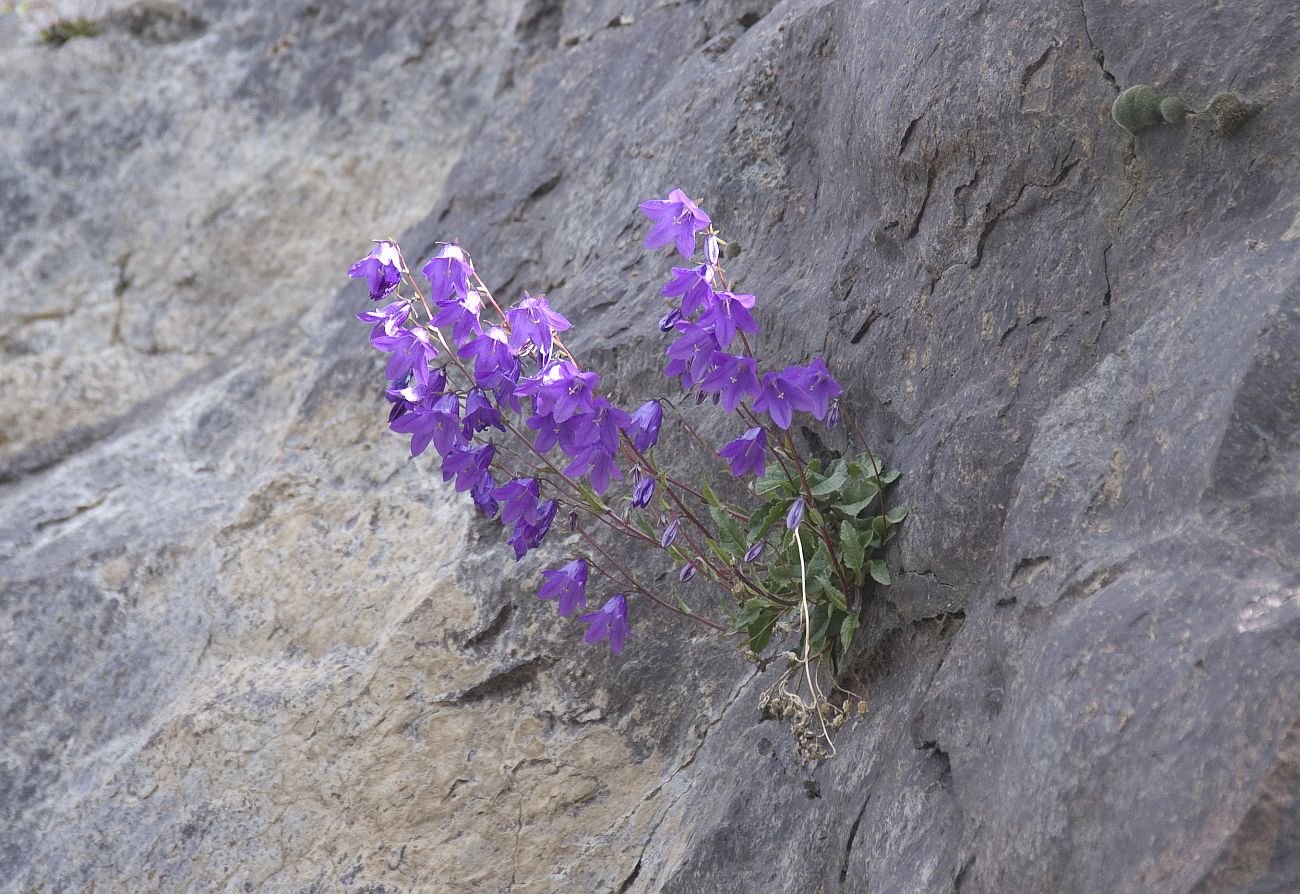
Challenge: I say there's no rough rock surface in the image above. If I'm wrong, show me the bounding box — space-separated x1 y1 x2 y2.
2 0 1297 891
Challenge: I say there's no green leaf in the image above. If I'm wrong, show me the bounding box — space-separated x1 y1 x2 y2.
839 613 860 651
868 559 891 586
817 573 848 611
749 500 787 541
810 460 848 497
727 598 767 634
672 590 693 615
840 520 865 573
885 505 909 525
701 479 723 508
753 467 793 496
746 608 782 653
577 482 610 515
633 513 655 539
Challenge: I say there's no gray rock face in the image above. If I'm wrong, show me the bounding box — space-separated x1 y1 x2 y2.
2 0 1297 891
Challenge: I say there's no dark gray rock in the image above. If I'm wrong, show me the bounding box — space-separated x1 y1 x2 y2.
1 0 1296 891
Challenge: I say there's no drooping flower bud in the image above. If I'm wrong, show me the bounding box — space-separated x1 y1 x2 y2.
660 517 679 548
704 233 720 265
678 562 696 582
786 496 806 531
658 308 683 332
743 542 764 563
632 476 655 508
826 401 840 432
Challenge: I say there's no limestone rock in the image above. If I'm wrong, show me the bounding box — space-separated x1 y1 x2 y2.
2 0 1297 892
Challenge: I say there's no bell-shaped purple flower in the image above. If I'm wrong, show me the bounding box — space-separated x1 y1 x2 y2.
783 357 843 421
699 353 761 413
508 499 557 560
421 243 474 304
390 392 463 458
492 477 541 527
752 370 801 430
564 445 623 495
459 327 518 389
579 594 631 654
431 288 484 347
398 363 447 409
538 364 601 423
372 327 439 385
538 558 588 617
442 442 495 492
640 189 711 258
506 293 571 358
664 321 721 390
356 298 411 337
462 387 504 434
719 426 767 478
628 400 663 451
660 264 716 316
471 470 499 517
349 241 404 302
698 291 758 349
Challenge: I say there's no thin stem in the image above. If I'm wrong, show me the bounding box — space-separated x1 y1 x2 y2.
577 523 725 631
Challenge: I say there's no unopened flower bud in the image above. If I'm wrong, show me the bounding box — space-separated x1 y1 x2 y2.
679 562 697 582
696 390 708 406
743 542 764 563
658 308 682 332
826 402 840 432
705 234 720 265
632 476 655 508
567 510 578 532
660 517 679 548
786 496 806 531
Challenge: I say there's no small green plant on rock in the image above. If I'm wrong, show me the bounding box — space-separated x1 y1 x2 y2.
3 1 101 44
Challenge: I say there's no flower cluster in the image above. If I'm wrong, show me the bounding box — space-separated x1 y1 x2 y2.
348 191 901 707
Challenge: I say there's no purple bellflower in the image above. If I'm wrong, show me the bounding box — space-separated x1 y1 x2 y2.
784 357 842 421
699 353 761 413
719 426 767 478
660 264 716 316
538 558 588 616
492 477 541 527
459 327 518 389
471 471 499 517
753 369 802 430
373 327 438 381
628 400 663 451
442 442 495 492
507 293 571 358
389 392 462 457
508 499 557 560
349 240 404 302
565 445 623 494
580 594 630 654
640 189 711 258
356 298 410 337
698 291 758 349
539 364 601 423
421 243 474 304
664 321 721 390
462 387 504 434
399 363 447 408
431 288 484 347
